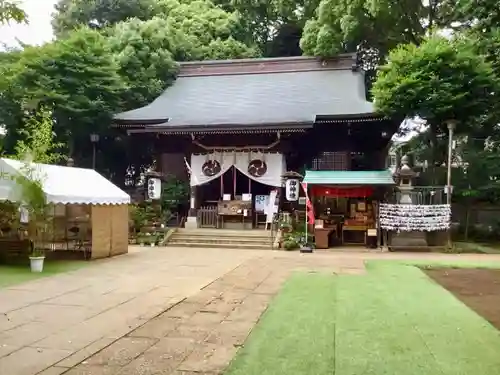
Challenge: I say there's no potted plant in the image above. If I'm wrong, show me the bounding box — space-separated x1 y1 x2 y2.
14 171 50 272
7 107 65 272
30 248 45 272
283 237 299 250
298 232 314 253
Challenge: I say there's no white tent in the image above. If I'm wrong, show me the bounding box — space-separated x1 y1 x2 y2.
0 158 130 205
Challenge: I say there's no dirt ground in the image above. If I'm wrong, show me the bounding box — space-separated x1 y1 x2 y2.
425 268 500 330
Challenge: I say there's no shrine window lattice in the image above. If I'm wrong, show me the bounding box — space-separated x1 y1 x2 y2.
310 152 350 171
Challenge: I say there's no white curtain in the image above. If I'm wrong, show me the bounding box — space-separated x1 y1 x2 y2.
234 152 284 187
190 151 285 187
190 152 233 186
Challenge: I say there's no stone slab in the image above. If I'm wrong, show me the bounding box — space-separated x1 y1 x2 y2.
128 316 181 339
56 338 116 368
117 337 197 375
177 343 238 373
83 337 158 367
0 347 72 375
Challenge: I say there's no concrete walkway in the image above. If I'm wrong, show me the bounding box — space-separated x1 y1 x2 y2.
1 247 500 375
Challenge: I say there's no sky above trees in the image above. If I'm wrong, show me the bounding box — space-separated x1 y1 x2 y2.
0 0 55 48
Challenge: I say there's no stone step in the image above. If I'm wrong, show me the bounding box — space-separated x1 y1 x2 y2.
169 236 272 245
176 229 271 237
168 241 275 250
174 232 276 239
169 237 271 246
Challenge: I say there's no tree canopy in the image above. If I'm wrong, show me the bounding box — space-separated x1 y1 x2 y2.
300 0 452 69
52 0 161 36
373 35 500 134
0 0 27 24
1 28 126 161
1 0 500 197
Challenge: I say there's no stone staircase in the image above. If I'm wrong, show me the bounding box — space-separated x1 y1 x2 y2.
167 228 274 250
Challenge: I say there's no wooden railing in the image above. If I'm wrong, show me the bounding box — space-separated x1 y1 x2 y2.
197 206 218 228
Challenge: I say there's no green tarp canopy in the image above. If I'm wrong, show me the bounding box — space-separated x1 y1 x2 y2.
303 170 395 185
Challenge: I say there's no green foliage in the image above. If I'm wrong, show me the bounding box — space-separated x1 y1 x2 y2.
372 35 500 134
450 0 500 33
214 0 318 55
13 107 65 164
3 0 499 202
474 28 500 83
106 17 179 109
300 0 432 58
1 28 127 165
53 0 306 57
0 0 27 24
105 2 259 109
283 238 299 250
10 108 64 219
161 175 188 215
156 0 260 60
283 221 313 250
136 232 161 245
0 0 262 186
52 0 161 36
456 143 500 203
129 204 148 232
6 109 64 256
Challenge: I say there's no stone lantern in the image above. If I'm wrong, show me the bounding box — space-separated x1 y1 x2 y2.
393 155 418 204
390 155 427 249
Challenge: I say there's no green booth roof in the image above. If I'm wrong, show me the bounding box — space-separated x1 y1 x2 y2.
303 170 395 185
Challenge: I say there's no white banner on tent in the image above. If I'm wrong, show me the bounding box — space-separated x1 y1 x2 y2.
189 152 285 187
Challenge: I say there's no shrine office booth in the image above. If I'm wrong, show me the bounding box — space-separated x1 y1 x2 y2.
302 170 395 249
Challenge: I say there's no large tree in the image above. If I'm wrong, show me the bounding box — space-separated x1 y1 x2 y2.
155 0 259 60
1 28 127 169
106 17 178 110
300 0 453 73
372 35 500 166
448 0 500 32
106 1 259 108
214 0 320 56
52 0 161 36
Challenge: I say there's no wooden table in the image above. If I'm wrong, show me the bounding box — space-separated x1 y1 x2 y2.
314 227 336 249
219 214 253 230
341 225 368 245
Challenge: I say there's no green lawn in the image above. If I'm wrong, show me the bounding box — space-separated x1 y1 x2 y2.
0 261 87 288
225 263 500 375
454 242 500 254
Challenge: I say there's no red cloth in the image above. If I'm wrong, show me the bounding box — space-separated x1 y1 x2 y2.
310 186 373 198
301 182 315 225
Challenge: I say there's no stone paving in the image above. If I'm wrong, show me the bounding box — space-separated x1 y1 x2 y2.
2 246 500 375
0 247 261 375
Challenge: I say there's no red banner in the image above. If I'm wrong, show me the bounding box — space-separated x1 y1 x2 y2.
301 182 315 225
310 186 373 198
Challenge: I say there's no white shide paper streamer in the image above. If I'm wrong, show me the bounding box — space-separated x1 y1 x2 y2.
379 203 451 232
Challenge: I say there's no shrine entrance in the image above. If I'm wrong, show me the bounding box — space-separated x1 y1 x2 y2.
188 151 283 230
